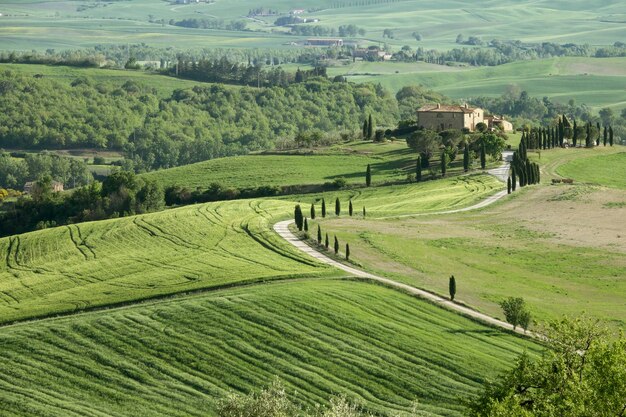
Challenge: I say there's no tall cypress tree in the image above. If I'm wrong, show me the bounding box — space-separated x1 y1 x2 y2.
321 198 326 218
365 164 371 187
416 156 422 182
463 144 470 172
449 275 456 301
345 243 350 261
572 119 578 147
294 204 303 231
304 217 308 232
586 122 591 148
317 224 322 244
507 176 512 194
362 206 366 217
367 114 374 139
325 233 329 249
603 125 608 147
480 140 486 169
609 125 614 146
334 235 339 254
362 119 368 139
596 122 601 146
335 197 340 216
511 168 517 191
441 152 448 177
349 200 353 216
310 203 316 220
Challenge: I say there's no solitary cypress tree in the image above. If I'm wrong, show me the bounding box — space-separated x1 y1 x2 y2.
415 156 422 182
463 144 470 172
603 125 608 147
507 176 512 194
325 233 329 249
345 243 350 261
362 119 368 139
349 200 353 216
335 197 340 216
334 236 339 254
362 206 366 217
310 203 316 220
511 168 517 191
321 198 326 218
449 275 456 301
367 114 374 139
317 224 322 244
294 204 303 231
304 217 308 232
441 152 448 177
609 125 614 146
365 164 371 187
480 141 486 169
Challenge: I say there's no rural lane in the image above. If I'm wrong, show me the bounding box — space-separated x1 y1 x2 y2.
272 151 533 336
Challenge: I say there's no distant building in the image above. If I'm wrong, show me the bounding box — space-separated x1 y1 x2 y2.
485 115 514 132
417 103 485 132
290 9 305 14
23 181 64 195
307 38 343 47
353 48 392 61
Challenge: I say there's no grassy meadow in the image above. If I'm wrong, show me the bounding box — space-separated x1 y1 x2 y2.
0 279 542 417
557 151 626 189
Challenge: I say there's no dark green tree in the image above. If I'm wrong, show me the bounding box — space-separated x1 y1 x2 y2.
294 204 303 231
507 176 512 194
415 156 422 182
572 119 578 147
325 233 329 249
317 224 322 244
449 275 456 301
480 140 486 169
603 125 608 146
596 122 601 146
345 243 350 260
440 152 448 177
463 144 470 172
367 114 374 139
349 200 353 216
511 168 517 191
335 197 340 216
321 198 326 217
609 125 614 146
334 235 339 254
310 203 316 219
365 164 371 187
303 217 308 232
362 119 368 139
362 206 366 217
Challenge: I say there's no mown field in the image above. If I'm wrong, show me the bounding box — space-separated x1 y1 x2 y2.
313 146 626 327
0 279 542 417
140 140 504 190
0 199 338 324
557 151 626 189
1 0 625 51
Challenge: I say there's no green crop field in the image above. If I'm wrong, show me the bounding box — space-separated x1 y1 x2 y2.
0 279 542 417
557 151 626 189
0 199 338 324
1 0 626 51
140 140 504 190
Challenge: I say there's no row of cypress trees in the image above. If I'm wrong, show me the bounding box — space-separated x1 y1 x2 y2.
294 206 351 260
307 198 365 220
508 144 540 194
522 115 615 150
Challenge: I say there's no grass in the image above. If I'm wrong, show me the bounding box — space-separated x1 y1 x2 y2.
557 151 626 189
0 279 542 417
0 199 338 324
139 140 504 190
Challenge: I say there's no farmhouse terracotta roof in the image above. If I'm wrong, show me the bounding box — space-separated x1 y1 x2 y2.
418 104 479 114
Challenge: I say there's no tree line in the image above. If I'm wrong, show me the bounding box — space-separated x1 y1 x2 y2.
0 152 92 190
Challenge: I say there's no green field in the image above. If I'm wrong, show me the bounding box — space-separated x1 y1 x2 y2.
0 279 541 417
140 140 504 191
558 152 626 189
328 58 626 110
0 199 337 324
1 0 626 51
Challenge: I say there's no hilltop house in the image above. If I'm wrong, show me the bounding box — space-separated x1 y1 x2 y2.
485 115 514 132
417 103 485 132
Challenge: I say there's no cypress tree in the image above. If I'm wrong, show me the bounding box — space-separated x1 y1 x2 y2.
526 160 533 184
480 140 486 169
310 203 316 220
335 197 340 216
317 224 322 244
535 163 541 183
507 176 512 194
596 122 601 146
304 217 308 232
572 119 578 147
365 164 371 186
345 243 350 260
586 122 591 148
449 275 456 301
362 119 368 139
294 204 303 231
463 144 470 172
441 151 448 177
349 200 353 216
325 233 329 249
362 206 366 217
511 168 517 191
321 198 326 218
415 156 422 182
609 125 614 146
603 125 608 147
334 236 339 254
367 114 374 139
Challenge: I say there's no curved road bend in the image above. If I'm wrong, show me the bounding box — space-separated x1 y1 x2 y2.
273 151 536 337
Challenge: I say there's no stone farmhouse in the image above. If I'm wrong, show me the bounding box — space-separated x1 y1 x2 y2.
417 103 513 132
23 181 64 195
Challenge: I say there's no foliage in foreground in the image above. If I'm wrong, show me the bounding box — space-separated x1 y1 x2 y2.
468 315 626 417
